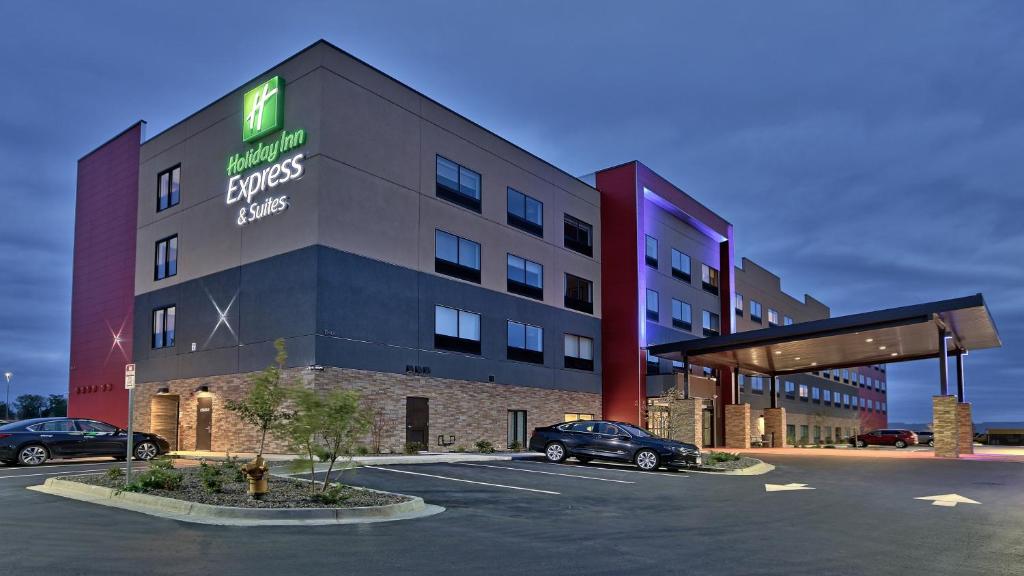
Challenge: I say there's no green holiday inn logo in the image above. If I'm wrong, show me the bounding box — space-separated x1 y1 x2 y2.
242 76 283 142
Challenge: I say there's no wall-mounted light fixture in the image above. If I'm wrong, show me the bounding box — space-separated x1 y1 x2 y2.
157 387 170 394
307 365 325 372
194 385 210 394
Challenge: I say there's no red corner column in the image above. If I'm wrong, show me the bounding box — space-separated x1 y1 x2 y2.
595 162 646 425
68 122 144 427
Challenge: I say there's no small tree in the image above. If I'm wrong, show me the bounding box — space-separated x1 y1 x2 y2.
284 387 370 493
363 392 392 454
224 338 290 457
43 394 67 417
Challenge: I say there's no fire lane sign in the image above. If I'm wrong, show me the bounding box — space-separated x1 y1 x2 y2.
124 363 136 390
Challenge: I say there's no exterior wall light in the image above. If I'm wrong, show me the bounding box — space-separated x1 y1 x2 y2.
157 387 170 394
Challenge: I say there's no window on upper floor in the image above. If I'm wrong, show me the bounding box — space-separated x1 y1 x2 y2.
435 229 481 283
646 289 659 321
702 310 720 337
645 235 658 268
784 315 794 326
563 214 593 257
812 387 820 403
671 299 692 331
564 333 594 371
564 273 594 314
154 235 178 280
785 381 796 398
646 350 661 375
507 320 543 364
436 155 481 212
750 300 763 323
750 376 765 394
152 305 176 349
671 249 691 282
506 254 543 300
735 293 744 317
799 384 809 401
434 305 481 355
507 188 543 237
823 389 832 404
701 264 719 296
768 308 780 327
157 165 181 212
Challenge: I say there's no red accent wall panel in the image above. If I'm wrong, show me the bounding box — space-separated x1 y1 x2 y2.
596 163 645 424
68 123 142 427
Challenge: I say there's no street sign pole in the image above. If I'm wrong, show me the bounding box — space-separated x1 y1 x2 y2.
124 364 136 484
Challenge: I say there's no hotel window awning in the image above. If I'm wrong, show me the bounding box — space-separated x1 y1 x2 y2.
648 294 1001 376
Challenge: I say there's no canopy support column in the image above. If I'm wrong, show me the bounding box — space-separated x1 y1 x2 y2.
682 358 690 399
938 326 949 396
956 351 965 403
769 375 779 409
733 367 740 404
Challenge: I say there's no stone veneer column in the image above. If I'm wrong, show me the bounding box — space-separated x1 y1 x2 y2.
957 403 974 455
724 403 751 449
932 395 960 458
669 397 703 446
763 407 786 448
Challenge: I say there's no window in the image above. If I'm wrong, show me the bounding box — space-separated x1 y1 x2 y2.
154 235 178 280
832 368 841 381
882 402 887 413
152 305 176 349
563 214 593 257
436 156 481 212
787 424 796 445
671 249 691 282
646 289 659 321
157 165 180 212
842 369 850 382
507 188 543 236
860 397 866 409
799 384 809 401
768 308 780 327
564 273 594 314
672 360 684 372
750 300 763 323
507 410 528 449
507 321 543 364
701 264 719 295
646 350 661 375
564 412 594 422
671 299 692 331
645 235 658 268
735 293 744 317
875 400 881 411
814 426 821 443
564 334 594 371
784 381 796 399
77 420 117 433
784 315 794 326
507 254 543 300
434 305 481 354
799 425 809 445
843 394 850 409
823 389 832 404
28 420 76 432
702 310 720 337
812 387 820 403
751 376 765 394
435 230 481 283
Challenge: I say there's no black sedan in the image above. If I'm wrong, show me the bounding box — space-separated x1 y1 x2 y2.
0 417 170 466
529 420 701 471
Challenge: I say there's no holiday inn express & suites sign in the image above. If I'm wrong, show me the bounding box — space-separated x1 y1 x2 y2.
225 75 309 226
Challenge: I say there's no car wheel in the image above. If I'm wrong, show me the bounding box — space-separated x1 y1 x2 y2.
928 440 935 447
576 456 592 464
635 449 660 471
545 442 568 463
134 441 159 461
895 440 907 449
855 440 866 448
18 445 49 466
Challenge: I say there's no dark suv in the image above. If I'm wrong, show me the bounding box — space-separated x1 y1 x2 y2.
528 420 701 471
851 429 918 449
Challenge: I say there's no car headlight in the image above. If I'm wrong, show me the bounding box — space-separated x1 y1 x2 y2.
677 446 699 455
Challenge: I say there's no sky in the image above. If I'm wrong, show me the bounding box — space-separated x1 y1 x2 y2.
0 1 1021 423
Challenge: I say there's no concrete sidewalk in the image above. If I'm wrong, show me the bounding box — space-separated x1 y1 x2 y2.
169 450 544 467
739 445 1024 462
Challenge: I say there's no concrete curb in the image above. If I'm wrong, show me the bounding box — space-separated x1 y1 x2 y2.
27 477 444 526
311 453 519 470
686 460 775 476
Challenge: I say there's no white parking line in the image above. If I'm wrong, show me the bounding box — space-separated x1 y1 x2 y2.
458 462 636 484
0 468 115 481
532 461 688 478
363 465 560 495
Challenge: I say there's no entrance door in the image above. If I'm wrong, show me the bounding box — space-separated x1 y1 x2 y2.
702 402 714 447
405 397 429 447
196 396 213 451
151 395 180 451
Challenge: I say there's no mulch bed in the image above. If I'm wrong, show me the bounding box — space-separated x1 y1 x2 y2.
63 465 409 509
702 456 763 470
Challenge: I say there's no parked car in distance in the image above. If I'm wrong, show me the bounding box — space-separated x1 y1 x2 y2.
529 420 701 471
0 417 170 466
915 431 935 447
851 429 918 449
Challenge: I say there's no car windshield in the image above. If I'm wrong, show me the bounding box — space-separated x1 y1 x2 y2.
619 424 654 438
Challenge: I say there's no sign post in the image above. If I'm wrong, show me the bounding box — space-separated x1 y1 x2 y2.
124 364 136 484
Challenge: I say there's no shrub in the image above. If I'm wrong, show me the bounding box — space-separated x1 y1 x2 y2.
475 440 495 454
404 442 425 455
198 462 224 493
452 445 466 453
312 484 351 506
221 455 245 482
706 451 741 464
508 441 522 451
356 445 370 456
106 467 124 482
125 460 183 492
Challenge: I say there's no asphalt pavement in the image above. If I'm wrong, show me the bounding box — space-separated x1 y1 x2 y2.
1 454 1021 575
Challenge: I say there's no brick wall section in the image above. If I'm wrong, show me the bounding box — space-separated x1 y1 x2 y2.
957 403 974 455
668 397 702 445
763 407 787 448
932 395 960 458
724 404 751 449
133 367 601 454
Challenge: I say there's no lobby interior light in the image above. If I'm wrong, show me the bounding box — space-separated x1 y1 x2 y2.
774 350 782 355
878 345 887 350
890 352 898 357
865 338 874 343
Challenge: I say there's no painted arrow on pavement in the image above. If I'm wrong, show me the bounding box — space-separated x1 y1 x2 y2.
914 494 981 507
765 483 815 492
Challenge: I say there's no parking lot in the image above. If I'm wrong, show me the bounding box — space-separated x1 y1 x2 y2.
1 454 1022 575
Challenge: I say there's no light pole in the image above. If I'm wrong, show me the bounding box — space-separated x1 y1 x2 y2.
3 372 12 421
